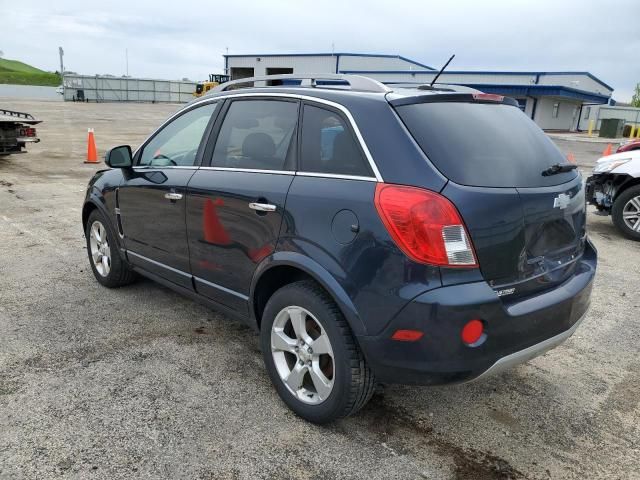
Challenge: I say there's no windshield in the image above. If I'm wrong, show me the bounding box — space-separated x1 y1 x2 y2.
395 102 577 188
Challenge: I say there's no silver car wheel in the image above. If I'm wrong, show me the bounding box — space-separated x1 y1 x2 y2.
622 195 640 232
271 306 335 405
89 220 111 277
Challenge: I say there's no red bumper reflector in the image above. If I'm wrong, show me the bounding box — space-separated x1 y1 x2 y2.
461 319 484 345
391 329 424 342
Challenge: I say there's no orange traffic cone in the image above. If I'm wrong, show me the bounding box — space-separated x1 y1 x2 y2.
567 152 576 164
84 128 98 164
602 143 613 157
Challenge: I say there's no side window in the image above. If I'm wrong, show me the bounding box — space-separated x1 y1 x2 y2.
300 104 372 177
139 103 216 167
211 100 298 170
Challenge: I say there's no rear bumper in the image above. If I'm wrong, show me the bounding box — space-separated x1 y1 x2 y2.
471 310 586 383
357 239 597 385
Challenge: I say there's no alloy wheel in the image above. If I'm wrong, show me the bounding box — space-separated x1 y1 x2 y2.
89 220 111 277
270 306 335 405
622 195 640 232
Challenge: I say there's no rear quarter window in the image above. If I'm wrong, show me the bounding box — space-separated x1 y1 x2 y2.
300 104 373 178
396 102 577 188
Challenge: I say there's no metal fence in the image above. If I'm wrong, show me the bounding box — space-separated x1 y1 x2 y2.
62 74 196 103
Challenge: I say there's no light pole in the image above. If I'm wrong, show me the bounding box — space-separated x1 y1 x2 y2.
58 47 64 78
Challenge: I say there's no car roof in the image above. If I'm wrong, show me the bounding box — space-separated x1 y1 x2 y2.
189 84 482 110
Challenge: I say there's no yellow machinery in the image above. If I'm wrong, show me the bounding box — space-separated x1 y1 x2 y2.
193 74 230 97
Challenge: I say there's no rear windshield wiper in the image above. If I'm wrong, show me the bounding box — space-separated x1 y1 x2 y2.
542 163 578 176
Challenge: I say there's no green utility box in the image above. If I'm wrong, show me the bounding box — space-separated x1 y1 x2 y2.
599 118 624 138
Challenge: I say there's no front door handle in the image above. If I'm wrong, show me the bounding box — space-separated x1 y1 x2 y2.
249 202 276 212
164 192 183 201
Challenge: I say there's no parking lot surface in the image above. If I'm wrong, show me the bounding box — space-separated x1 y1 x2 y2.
1 99 638 480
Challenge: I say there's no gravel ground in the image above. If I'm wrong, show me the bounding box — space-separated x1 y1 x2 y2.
0 99 638 480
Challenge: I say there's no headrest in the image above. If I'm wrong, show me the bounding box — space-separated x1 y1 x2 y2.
242 132 276 158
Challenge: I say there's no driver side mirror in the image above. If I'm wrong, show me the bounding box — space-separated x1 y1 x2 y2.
105 145 133 168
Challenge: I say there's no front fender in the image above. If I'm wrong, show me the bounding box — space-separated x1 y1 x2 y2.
82 169 124 255
250 251 367 336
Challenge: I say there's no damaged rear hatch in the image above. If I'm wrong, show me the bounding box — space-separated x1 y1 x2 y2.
392 94 586 298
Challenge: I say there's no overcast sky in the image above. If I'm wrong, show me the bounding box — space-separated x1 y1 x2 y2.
1 0 638 101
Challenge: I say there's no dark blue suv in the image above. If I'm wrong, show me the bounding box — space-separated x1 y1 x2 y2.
82 74 596 423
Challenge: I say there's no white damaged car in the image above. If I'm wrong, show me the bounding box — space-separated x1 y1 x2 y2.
586 150 640 240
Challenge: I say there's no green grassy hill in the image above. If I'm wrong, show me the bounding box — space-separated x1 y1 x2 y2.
0 58 61 86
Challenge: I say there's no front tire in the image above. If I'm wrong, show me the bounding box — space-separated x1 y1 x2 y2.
260 280 375 423
612 185 640 241
85 209 137 287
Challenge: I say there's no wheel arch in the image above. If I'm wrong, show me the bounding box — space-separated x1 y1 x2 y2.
82 199 99 227
614 175 640 202
250 252 367 337
82 195 125 258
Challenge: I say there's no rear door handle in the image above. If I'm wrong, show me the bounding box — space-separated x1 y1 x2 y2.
249 202 276 212
164 192 183 201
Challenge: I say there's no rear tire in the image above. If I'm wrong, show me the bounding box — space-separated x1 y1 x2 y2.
260 280 375 423
612 185 640 241
85 209 137 287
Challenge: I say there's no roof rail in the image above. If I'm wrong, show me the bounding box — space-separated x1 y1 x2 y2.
393 83 482 94
212 73 391 94
0 108 36 120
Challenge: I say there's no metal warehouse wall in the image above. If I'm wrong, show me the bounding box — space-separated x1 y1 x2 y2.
351 71 539 86
579 105 640 131
533 97 582 130
227 56 337 76
62 75 196 103
226 54 432 77
337 55 429 71
538 74 612 96
347 71 611 95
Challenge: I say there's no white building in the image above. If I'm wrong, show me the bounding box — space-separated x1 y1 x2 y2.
224 52 613 131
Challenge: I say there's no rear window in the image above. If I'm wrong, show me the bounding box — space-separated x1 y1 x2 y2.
396 102 577 188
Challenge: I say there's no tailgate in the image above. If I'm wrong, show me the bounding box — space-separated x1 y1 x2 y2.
394 97 586 297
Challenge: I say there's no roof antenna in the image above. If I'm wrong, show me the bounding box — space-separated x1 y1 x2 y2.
430 54 455 87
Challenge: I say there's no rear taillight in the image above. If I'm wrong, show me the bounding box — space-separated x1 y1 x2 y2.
374 183 478 267
18 127 36 137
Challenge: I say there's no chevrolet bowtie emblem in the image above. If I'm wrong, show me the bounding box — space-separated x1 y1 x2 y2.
553 193 571 209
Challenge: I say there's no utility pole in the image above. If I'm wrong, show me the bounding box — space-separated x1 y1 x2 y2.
125 48 129 76
58 47 64 93
58 47 64 77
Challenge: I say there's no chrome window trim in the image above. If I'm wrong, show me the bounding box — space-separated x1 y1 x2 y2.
197 167 376 181
296 171 377 182
134 93 383 182
132 165 199 171
199 166 294 175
